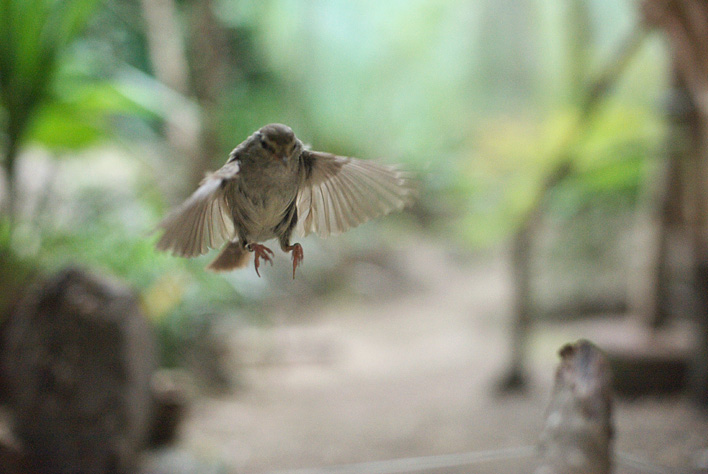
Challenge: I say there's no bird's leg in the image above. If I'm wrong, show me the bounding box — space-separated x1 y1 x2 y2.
284 243 304 279
246 243 274 277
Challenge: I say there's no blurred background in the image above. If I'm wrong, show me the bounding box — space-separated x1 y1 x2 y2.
1 0 708 473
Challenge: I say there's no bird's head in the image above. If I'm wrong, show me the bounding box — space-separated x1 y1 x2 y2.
255 123 300 164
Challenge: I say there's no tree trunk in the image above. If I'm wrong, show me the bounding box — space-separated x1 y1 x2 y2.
140 0 203 199
641 0 708 407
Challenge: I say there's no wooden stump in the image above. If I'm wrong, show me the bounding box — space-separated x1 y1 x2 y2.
536 340 614 474
0 267 158 474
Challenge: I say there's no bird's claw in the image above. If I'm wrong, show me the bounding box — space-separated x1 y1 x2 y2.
247 243 274 277
286 243 304 279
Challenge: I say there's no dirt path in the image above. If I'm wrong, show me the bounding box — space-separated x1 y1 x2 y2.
143 238 708 473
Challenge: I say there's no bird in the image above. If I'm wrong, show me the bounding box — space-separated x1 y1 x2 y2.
155 123 415 278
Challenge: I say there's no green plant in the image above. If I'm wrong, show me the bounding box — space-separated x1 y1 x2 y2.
0 0 103 219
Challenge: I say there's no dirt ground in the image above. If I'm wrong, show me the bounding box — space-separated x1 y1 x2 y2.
142 237 708 474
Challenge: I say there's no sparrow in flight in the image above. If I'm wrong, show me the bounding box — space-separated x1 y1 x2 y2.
155 123 415 278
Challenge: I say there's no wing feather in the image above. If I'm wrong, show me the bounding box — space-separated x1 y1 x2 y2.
155 161 239 257
296 150 415 238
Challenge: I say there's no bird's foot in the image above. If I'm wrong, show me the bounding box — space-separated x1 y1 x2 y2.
246 243 274 277
285 243 304 279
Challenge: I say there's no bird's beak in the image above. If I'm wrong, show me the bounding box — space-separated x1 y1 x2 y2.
279 154 288 164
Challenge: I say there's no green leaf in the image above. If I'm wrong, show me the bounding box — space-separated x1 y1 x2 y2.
0 0 101 149
27 102 104 149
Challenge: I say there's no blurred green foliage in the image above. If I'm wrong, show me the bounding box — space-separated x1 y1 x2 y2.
0 0 99 139
0 0 670 366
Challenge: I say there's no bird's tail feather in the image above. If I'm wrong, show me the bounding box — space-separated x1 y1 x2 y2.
206 241 250 272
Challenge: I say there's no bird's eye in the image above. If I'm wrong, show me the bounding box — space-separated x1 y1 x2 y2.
259 137 275 153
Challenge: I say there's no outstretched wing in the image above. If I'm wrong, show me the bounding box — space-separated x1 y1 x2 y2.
295 150 415 238
155 161 239 257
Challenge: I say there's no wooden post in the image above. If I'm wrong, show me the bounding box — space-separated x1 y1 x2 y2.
536 340 614 474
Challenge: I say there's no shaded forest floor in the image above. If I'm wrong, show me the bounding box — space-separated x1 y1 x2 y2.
142 236 708 474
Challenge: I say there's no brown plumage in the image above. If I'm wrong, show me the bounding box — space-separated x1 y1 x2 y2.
155 123 415 278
